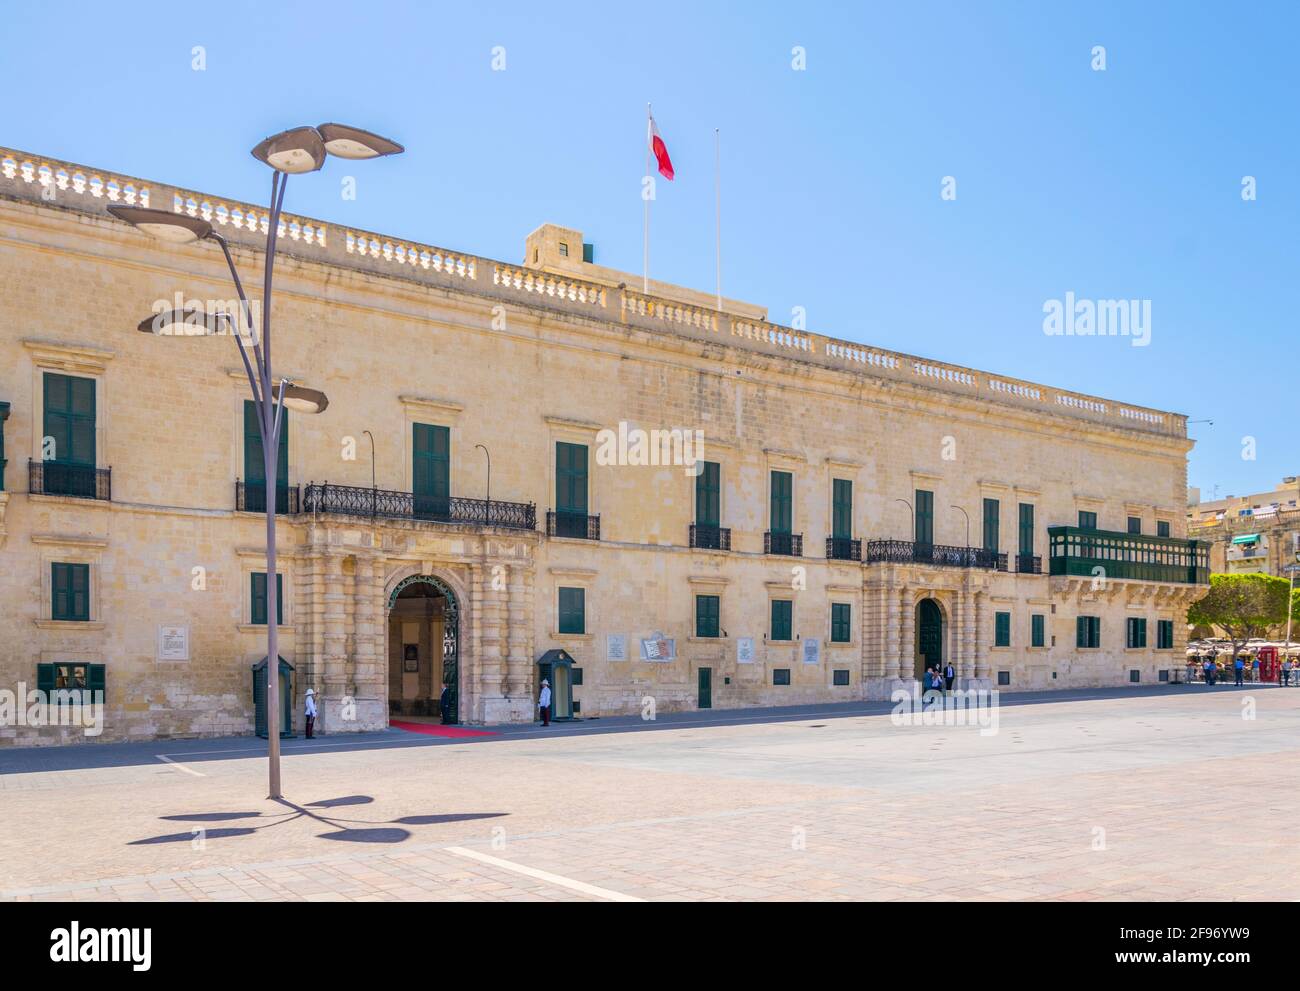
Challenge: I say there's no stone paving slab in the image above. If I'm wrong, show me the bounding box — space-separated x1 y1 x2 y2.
2 687 1297 901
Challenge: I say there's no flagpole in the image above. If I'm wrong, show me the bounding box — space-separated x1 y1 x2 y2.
643 102 651 294
714 127 721 311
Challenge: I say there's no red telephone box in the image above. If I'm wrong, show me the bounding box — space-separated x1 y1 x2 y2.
1258 646 1279 684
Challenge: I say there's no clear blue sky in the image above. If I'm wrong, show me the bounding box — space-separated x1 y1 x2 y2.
3 0 1294 500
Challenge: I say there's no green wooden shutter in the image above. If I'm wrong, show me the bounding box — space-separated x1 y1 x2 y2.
556 442 588 514
244 400 288 511
1078 510 1097 529
558 587 585 634
251 572 283 626
982 498 1000 552
771 600 792 640
51 562 89 621
995 612 1010 647
413 423 451 517
87 664 106 701
696 461 720 526
1076 616 1087 648
915 489 934 545
1031 614 1045 647
696 595 720 638
1018 503 1034 555
831 602 851 643
44 372 96 465
36 663 55 696
832 479 853 539
770 471 792 533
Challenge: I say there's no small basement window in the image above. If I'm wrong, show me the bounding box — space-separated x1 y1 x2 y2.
773 668 791 686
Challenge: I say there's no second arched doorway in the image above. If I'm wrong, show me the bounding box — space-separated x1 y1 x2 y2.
915 598 944 680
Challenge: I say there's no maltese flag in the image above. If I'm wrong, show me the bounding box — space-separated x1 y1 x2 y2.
648 113 675 181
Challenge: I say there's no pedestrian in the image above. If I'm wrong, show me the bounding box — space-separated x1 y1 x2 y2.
1186 658 1197 684
538 678 552 726
439 682 451 724
1203 657 1215 686
944 660 956 692
304 687 317 739
1251 657 1260 682
1234 655 1245 686
1282 657 1292 687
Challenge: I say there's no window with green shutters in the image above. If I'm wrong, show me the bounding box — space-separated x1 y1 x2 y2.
1127 516 1142 535
51 562 90 621
769 471 792 533
830 602 851 643
555 443 590 537
994 611 1011 647
0 400 10 492
982 498 1000 552
1157 619 1174 649
413 423 451 518
558 587 585 634
1076 615 1101 648
1157 520 1170 538
696 594 720 638
37 662 104 701
915 489 934 546
770 599 793 641
1031 614 1045 647
1018 503 1035 555
832 479 853 539
1126 617 1147 648
1078 510 1097 529
44 373 96 466
243 400 289 513
251 572 283 626
696 461 720 526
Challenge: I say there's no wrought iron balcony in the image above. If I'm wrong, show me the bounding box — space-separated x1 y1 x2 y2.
690 523 731 550
547 510 600 540
765 531 802 556
865 540 1005 570
1048 526 1208 585
29 460 111 501
825 536 862 561
304 482 536 531
1016 553 1043 575
236 480 300 515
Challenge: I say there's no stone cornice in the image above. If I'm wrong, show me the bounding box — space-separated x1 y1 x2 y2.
23 338 114 375
30 532 108 549
399 395 464 420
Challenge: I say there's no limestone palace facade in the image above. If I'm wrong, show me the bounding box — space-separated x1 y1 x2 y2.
0 147 1209 744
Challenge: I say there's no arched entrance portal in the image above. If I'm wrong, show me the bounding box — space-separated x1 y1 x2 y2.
387 575 459 723
916 598 944 680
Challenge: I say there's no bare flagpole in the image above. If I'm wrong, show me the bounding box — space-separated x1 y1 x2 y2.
643 102 651 293
714 127 722 311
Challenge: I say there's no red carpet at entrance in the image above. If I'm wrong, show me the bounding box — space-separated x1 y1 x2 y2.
390 720 498 739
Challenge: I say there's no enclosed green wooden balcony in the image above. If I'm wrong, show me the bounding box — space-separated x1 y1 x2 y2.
1047 526 1208 585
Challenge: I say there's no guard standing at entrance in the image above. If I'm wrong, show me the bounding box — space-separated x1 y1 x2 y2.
538 679 552 726
943 662 955 691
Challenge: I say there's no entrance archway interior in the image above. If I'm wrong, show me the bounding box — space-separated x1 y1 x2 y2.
388 577 458 723
916 598 944 680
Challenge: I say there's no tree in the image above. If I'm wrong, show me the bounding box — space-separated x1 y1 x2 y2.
1188 573 1291 659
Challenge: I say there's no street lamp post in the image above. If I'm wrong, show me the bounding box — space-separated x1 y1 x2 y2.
363 429 377 519
951 505 970 563
476 444 491 526
110 123 402 799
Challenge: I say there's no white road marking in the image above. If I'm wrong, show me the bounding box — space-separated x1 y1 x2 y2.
155 754 205 777
444 846 644 902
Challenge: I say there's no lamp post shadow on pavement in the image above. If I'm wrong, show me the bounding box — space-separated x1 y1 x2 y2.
109 123 404 799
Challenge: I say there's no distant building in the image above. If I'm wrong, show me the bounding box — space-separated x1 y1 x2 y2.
1187 477 1300 575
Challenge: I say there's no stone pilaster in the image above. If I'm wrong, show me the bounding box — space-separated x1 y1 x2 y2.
349 551 386 730
898 585 915 681
973 589 992 687
506 563 529 697
319 549 350 731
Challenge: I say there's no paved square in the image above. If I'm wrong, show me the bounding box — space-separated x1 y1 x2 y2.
2 686 1297 901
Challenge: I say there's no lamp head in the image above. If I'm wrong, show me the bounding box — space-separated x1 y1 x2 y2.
107 206 212 244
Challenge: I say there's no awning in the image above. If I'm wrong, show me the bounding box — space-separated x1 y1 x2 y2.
1232 534 1260 544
